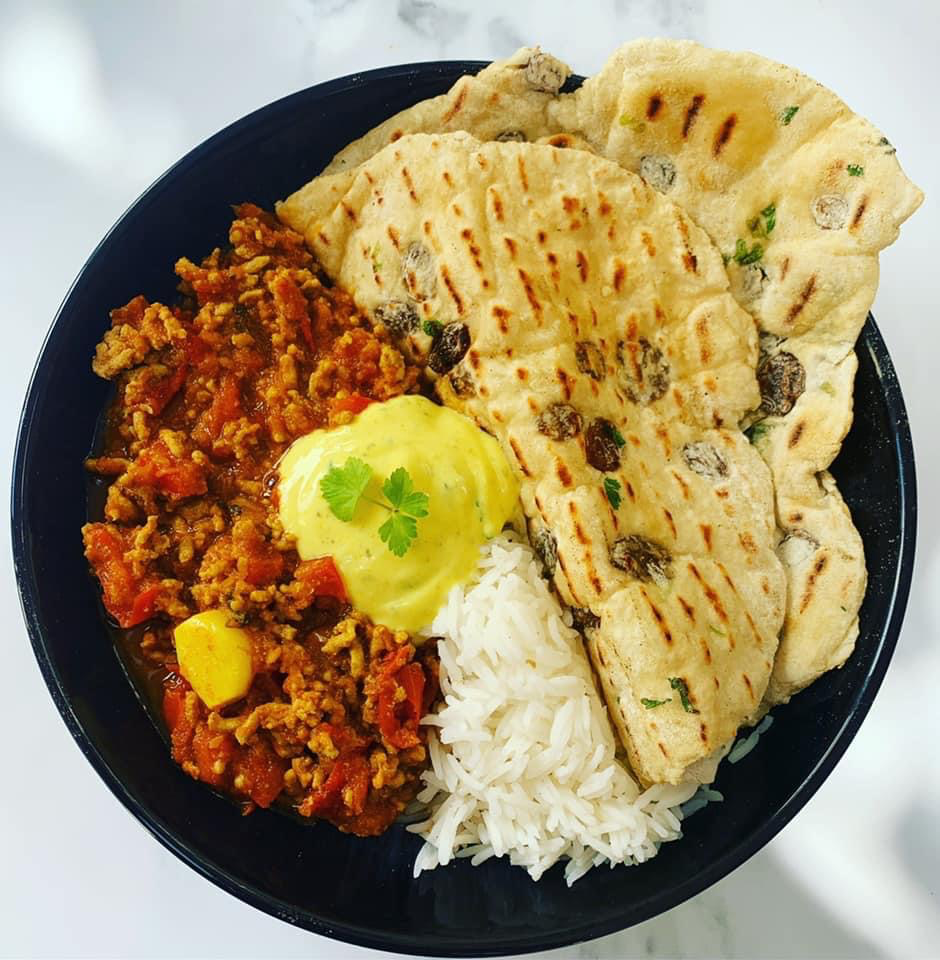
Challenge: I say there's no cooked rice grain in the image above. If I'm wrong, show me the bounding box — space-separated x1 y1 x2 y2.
409 535 696 884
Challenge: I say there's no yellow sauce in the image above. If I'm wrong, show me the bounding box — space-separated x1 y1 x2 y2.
277 395 519 631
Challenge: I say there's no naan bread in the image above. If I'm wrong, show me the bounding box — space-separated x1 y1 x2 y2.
318 41 923 704
278 133 786 784
324 46 566 175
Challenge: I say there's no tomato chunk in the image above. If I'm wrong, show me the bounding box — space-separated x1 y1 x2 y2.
192 725 237 788
341 754 371 815
302 752 370 817
83 523 163 627
376 651 425 750
143 363 188 416
295 556 348 604
331 393 375 417
270 272 314 351
162 676 188 734
235 741 286 809
194 373 243 448
183 333 211 368
243 551 285 586
318 722 367 755
131 438 207 499
398 663 425 726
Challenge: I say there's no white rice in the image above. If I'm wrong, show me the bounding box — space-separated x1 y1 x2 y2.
409 534 698 885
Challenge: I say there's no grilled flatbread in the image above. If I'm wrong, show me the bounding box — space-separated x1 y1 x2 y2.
278 133 786 784
317 41 923 704
324 46 566 175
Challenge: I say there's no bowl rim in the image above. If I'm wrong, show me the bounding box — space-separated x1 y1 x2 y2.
10 59 918 957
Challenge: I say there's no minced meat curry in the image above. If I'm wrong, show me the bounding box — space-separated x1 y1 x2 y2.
82 204 437 835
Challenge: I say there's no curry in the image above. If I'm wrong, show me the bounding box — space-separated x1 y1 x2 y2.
83 205 437 835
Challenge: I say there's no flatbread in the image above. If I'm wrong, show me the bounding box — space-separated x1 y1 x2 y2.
324 46 566 175
318 41 923 704
278 133 786 784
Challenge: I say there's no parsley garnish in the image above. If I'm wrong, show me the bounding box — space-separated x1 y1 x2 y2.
320 458 429 557
603 476 622 510
669 677 699 714
423 318 444 338
319 457 372 521
732 238 764 265
378 468 431 556
780 105 800 125
847 164 864 177
641 697 671 709
606 422 626 448
370 242 383 274
820 381 836 396
745 422 771 444
748 203 776 238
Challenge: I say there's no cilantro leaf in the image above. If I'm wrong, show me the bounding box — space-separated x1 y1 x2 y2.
733 238 764 266
669 676 699 714
382 467 411 509
423 318 444 338
745 422 771 445
605 422 626 448
399 490 430 518
321 461 429 556
603 476 622 510
780 105 799 125
378 512 418 557
847 163 864 177
378 467 430 553
383 467 428 517
320 457 372 521
641 697 671 709
761 203 776 234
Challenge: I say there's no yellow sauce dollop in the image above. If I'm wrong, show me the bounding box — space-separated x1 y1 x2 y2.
277 395 519 631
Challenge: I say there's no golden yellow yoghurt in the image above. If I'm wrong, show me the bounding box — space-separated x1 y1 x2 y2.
277 395 519 631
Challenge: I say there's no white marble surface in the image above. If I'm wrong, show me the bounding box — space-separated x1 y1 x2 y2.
1 1 938 957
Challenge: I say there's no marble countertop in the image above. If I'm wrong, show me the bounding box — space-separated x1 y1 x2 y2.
1 1 938 957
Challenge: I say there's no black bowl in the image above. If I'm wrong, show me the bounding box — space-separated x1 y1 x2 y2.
11 61 916 956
